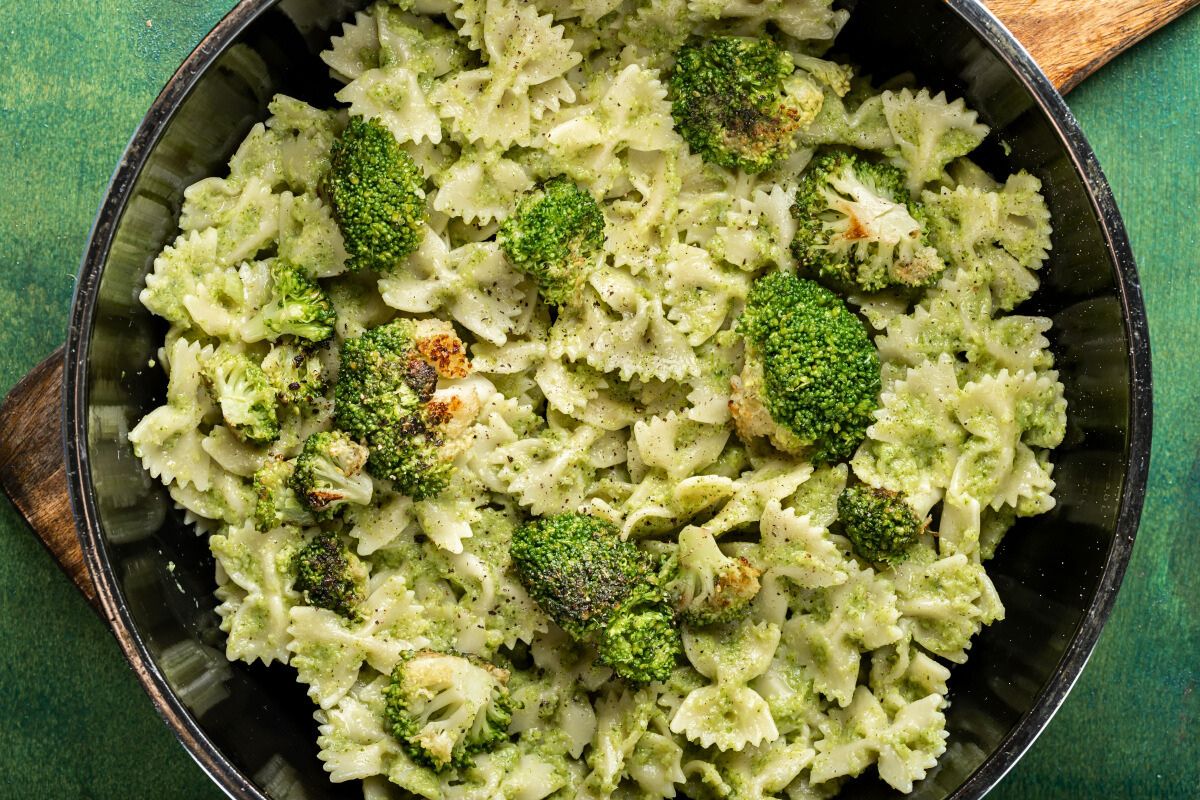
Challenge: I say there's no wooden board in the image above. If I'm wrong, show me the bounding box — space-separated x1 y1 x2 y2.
0 0 1196 603
0 346 97 608
988 0 1200 92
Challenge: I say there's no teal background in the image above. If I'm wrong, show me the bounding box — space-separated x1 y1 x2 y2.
0 2 1196 797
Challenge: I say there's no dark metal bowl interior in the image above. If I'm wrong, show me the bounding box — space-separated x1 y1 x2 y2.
63 0 1152 798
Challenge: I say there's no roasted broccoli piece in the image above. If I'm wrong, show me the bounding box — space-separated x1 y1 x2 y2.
384 649 513 770
732 272 880 463
510 513 682 682
792 151 946 292
291 430 373 516
511 513 653 639
292 530 367 619
669 36 817 173
252 459 314 531
260 342 326 410
667 526 762 626
202 349 280 444
333 318 472 500
326 117 426 272
497 177 605 305
243 261 337 343
838 485 924 565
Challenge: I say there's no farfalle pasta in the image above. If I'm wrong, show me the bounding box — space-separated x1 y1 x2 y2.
130 0 1068 796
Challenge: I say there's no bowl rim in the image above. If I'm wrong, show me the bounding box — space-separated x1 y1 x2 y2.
62 1 1154 798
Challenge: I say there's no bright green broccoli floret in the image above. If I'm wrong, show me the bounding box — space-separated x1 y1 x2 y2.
510 513 682 682
202 349 280 444
734 272 880 463
260 342 327 409
292 531 367 619
326 117 426 272
291 430 373 516
497 177 605 305
669 37 812 173
595 598 683 683
242 261 336 343
667 526 762 626
838 485 924 565
252 459 314 532
333 319 470 500
792 151 946 293
384 649 513 770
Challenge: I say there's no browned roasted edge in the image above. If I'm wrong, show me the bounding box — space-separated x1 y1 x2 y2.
0 346 97 609
988 0 1200 92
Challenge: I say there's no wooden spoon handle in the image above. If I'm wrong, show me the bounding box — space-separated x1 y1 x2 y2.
0 348 98 609
987 0 1200 92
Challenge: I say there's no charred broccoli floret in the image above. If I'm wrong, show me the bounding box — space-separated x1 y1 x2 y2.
792 151 945 292
510 513 682 682
333 318 472 500
291 430 373 516
292 530 367 619
497 177 605 305
202 349 280 444
838 485 924 565
384 649 513 770
511 513 653 640
669 36 816 173
732 272 880 463
260 342 326 410
252 459 314 531
668 526 762 626
243 261 337 343
326 117 426 272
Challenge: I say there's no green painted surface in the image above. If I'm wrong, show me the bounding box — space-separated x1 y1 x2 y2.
0 2 1195 797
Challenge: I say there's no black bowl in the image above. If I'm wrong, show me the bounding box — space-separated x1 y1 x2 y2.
63 0 1153 797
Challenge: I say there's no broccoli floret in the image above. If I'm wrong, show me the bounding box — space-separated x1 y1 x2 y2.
510 513 682 682
667 526 762 626
511 513 653 639
384 649 513 770
792 151 946 292
326 117 426 272
291 430 373 516
252 459 314 531
333 319 471 500
497 177 605 305
202 349 280 444
595 599 682 683
733 272 880 463
375 434 452 500
838 485 925 565
260 342 326 410
292 531 367 619
669 37 812 173
729 353 808 456
243 261 337 343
